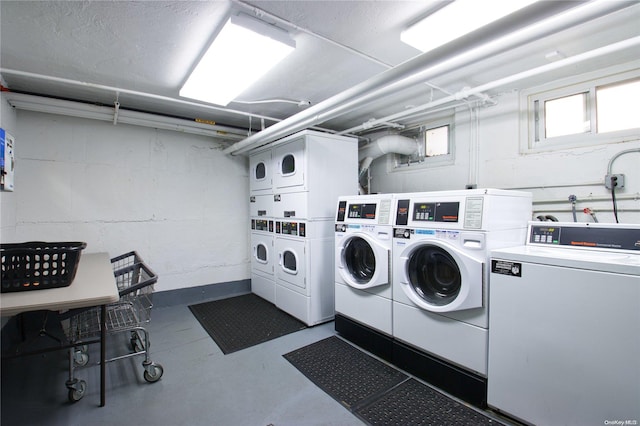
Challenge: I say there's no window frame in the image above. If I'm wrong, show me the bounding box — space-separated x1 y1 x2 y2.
521 66 640 153
393 116 455 170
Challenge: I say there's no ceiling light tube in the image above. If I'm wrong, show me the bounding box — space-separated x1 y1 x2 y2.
401 0 539 53
180 14 295 106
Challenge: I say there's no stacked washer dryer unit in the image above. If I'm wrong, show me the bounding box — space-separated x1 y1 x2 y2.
488 222 640 425
334 193 395 360
391 189 532 406
249 147 276 303
249 130 358 326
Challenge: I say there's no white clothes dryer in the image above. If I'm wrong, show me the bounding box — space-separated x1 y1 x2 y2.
391 189 532 406
251 218 275 303
334 194 394 350
488 222 640 425
274 219 334 326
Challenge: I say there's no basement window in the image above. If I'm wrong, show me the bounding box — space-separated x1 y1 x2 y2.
523 68 640 152
394 120 454 169
425 125 450 157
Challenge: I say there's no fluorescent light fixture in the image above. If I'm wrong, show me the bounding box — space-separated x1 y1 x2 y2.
401 0 538 53
180 14 295 106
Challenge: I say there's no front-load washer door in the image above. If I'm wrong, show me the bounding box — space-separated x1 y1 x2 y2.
398 240 483 312
337 233 390 289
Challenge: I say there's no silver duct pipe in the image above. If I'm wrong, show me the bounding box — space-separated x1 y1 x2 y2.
223 0 632 156
359 134 418 162
358 134 418 194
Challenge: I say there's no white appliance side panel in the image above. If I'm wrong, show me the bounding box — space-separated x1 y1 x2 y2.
251 273 275 304
306 237 337 324
305 133 357 194
488 262 640 425
393 301 488 376
249 194 274 218
478 192 532 232
335 282 392 335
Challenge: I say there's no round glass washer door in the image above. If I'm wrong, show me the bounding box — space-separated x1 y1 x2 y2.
339 233 390 289
343 236 376 285
407 245 461 306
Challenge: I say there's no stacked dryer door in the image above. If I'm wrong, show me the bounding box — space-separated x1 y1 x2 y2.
248 130 358 325
250 219 275 303
249 148 276 303
274 220 335 325
391 189 532 407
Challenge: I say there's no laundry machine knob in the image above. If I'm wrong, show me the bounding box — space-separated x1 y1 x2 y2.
403 230 410 239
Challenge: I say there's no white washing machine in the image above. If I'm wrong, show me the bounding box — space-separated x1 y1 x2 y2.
274 219 334 326
334 194 394 340
488 222 640 426
250 218 275 304
391 189 531 405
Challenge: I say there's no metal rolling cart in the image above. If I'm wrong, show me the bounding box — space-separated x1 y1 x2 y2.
63 251 164 402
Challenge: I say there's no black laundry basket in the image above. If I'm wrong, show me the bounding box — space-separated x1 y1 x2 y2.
0 241 87 293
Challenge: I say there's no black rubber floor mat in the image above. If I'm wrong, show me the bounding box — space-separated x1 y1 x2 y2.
285 337 507 426
355 378 504 425
283 336 408 409
189 293 306 354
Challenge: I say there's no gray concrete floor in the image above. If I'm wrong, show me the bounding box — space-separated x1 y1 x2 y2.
1 304 364 426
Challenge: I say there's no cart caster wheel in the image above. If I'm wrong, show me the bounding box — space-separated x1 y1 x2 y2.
68 380 87 402
143 363 163 383
74 350 89 367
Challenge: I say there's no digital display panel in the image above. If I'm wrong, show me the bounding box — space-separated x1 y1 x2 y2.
348 203 377 220
413 202 459 222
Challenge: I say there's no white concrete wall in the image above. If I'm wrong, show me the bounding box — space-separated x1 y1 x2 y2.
0 93 18 241
368 83 640 224
2 109 250 292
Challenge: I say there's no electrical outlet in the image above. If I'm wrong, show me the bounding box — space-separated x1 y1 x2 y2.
604 174 625 189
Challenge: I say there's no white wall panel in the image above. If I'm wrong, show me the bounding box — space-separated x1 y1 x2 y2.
7 110 250 292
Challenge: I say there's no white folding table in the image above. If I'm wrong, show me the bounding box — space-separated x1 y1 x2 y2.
1 252 119 406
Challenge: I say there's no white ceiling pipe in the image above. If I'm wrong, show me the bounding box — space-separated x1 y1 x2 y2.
0 68 283 125
339 36 640 135
223 0 632 155
5 92 247 140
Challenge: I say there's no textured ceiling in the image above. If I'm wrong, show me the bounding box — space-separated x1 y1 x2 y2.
1 0 639 145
